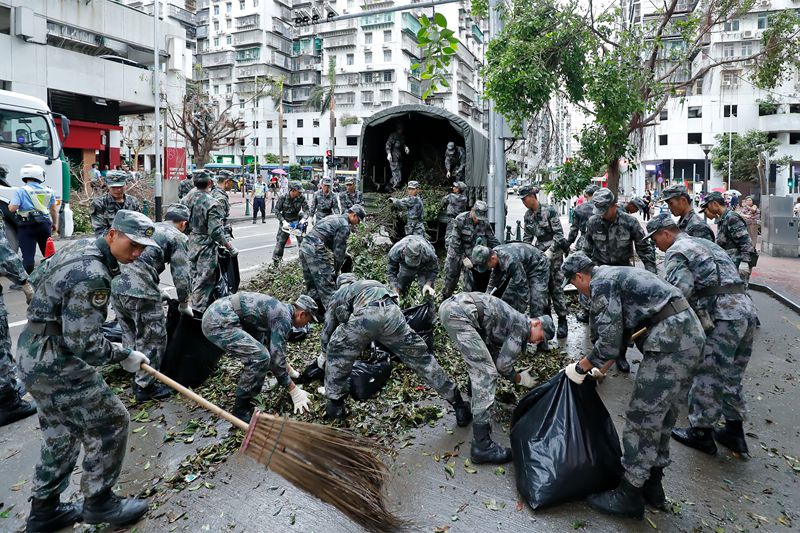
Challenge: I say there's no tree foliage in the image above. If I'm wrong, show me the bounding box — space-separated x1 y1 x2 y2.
710 130 791 193
413 13 459 100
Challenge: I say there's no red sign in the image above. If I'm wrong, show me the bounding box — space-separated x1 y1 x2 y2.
164 147 187 180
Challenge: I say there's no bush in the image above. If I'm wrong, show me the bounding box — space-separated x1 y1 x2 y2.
72 204 92 234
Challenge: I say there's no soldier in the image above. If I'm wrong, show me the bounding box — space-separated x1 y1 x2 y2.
202 293 318 422
321 276 471 426
470 242 550 317
385 122 410 190
111 203 193 402
299 205 365 309
211 171 234 237
178 177 194 200
699 191 755 286
389 180 425 237
566 184 598 253
18 211 157 531
560 253 705 519
310 177 337 221
520 185 569 338
90 171 140 237
183 170 237 312
337 176 363 212
441 200 499 300
440 181 469 228
644 213 757 456
661 185 715 241
444 141 466 181
439 293 554 463
622 197 648 216
272 180 309 265
251 174 268 224
386 234 438 297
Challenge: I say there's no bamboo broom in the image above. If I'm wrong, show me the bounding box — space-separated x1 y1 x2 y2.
141 364 406 532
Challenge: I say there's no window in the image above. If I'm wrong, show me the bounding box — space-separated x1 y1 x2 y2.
687 133 702 144
790 104 800 113
688 106 702 118
253 0 258 5
313 119 320 127
283 119 287 128
790 133 800 145
347 136 358 146
226 19 231 28
658 135 668 146
297 119 304 127
659 109 668 121
266 120 273 129
312 137 320 145
214 5 219 14
381 89 392 102
722 44 735 59
346 53 354 65
226 35 232 45
362 91 374 103
365 33 373 45
767 132 777 141
721 71 739 88
214 20 219 31
253 138 259 146
723 104 738 117
226 2 232 12
213 37 219 47
693 77 704 95
383 70 393 82
297 137 304 145
384 30 392 42
253 121 258 128
365 51 373 64
724 19 740 31
240 102 245 109
213 85 220 94
240 0 245 8
383 49 392 62
741 41 753 57
757 13 770 29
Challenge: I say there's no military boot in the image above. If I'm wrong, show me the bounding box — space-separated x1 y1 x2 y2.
449 390 472 427
714 420 749 455
0 389 36 428
642 467 669 511
325 398 347 421
470 423 511 464
556 316 568 338
671 426 717 455
82 490 148 526
587 478 645 519
616 354 631 373
231 397 254 424
26 495 82 532
133 381 173 402
576 309 589 323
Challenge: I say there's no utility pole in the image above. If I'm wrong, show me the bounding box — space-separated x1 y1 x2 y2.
488 0 506 242
153 0 162 221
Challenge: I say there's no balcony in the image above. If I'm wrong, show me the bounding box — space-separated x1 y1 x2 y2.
196 26 208 39
325 35 357 49
196 9 209 26
265 32 292 54
362 0 394 8
167 4 196 26
459 100 472 117
399 90 421 105
236 14 260 30
361 12 395 29
235 48 261 63
457 80 477 103
402 34 421 59
401 12 421 36
294 58 322 71
233 29 264 47
236 63 286 79
758 113 800 133
291 71 322 85
200 50 235 67
456 44 475 70
318 19 358 34
206 67 233 80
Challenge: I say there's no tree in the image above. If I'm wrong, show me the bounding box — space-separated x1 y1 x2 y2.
307 57 337 177
120 115 152 172
711 130 791 195
413 13 459 100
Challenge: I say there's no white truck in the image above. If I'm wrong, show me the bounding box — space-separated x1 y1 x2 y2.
0 89 74 248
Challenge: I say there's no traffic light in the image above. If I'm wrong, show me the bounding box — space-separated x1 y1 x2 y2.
789 176 795 190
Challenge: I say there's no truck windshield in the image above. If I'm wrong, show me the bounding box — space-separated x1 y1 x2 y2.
0 109 54 159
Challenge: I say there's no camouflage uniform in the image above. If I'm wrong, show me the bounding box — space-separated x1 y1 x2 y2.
387 235 439 295
0 220 29 398
385 132 408 189
299 214 353 308
442 207 500 299
444 145 466 181
310 190 337 220
391 195 425 237
183 188 232 312
715 208 755 270
178 179 194 200
202 292 293 401
337 189 363 213
523 202 568 316
272 190 309 262
662 233 757 427
90 193 140 237
678 210 715 242
322 280 458 402
210 185 232 236
584 266 705 487
111 222 192 388
583 212 657 273
567 201 594 252
482 242 550 316
17 237 133 501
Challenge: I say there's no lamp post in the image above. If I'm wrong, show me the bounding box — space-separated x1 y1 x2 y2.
700 143 712 195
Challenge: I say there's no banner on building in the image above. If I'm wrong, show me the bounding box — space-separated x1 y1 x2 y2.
164 147 187 180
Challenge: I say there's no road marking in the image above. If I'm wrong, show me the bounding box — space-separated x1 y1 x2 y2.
10 319 27 328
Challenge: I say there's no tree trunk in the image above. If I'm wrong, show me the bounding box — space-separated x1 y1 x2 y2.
606 158 621 195
329 94 336 180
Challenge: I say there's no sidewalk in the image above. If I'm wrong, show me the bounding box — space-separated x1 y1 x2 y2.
750 253 800 307
227 193 277 224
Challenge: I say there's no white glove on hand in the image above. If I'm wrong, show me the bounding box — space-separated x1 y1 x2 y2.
289 386 312 414
282 221 292 231
544 249 554 261
446 171 451 178
563 363 586 384
404 146 410 155
121 350 150 373
227 244 239 257
738 264 750 278
462 257 473 269
422 285 436 298
316 386 326 395
22 282 34 304
287 364 300 380
517 367 537 388
589 367 606 379
386 153 392 162
317 353 326 369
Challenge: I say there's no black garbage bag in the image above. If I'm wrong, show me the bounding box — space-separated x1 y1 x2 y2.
402 301 436 351
288 324 310 343
101 320 123 343
212 249 240 301
349 354 392 401
161 300 225 387
511 371 623 510
297 360 324 384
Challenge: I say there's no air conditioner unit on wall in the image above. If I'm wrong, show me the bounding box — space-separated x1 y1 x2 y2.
742 30 753 39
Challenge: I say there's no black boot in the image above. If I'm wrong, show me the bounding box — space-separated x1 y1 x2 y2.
556 316 568 338
642 467 669 511
714 420 749 455
133 382 173 402
231 397 254 424
616 354 631 373
325 398 346 421
470 423 511 464
577 309 589 323
671 426 717 455
587 478 645 519
26 495 82 532
449 390 472 428
252 219 257 224
82 489 148 526
0 390 37 428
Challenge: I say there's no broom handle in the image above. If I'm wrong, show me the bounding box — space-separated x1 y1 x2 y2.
141 364 249 431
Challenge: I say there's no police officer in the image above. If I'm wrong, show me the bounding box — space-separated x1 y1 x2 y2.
561 253 705 519
19 210 156 531
178 177 194 200
442 200 499 300
211 171 234 237
566 184 598 254
272 180 309 265
321 276 471 426
470 242 550 317
90 171 141 236
644 213 757 456
112 203 193 402
439 293 554 464
202 293 318 422
251 174 268 224
386 234 438 297
444 141 466 181
8 164 58 274
337 176 363 212
385 123 409 190
520 185 569 338
699 191 755 286
310 177 337 221
440 181 469 225
389 180 425 237
661 184 715 241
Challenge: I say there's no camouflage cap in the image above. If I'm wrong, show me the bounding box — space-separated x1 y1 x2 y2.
517 185 539 198
216 171 233 181
165 203 191 221
584 184 600 196
644 212 678 240
446 141 456 150
592 188 616 215
111 209 157 247
288 180 303 192
105 171 128 188
403 238 425 268
471 200 488 221
407 180 420 189
321 177 333 186
536 315 556 341
348 204 366 221
470 244 492 272
294 294 319 322
661 184 690 201
344 177 356 185
561 252 593 286
626 197 647 213
453 181 467 191
699 191 725 209
336 273 357 289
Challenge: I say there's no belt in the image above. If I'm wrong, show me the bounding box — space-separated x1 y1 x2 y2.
367 296 396 308
695 284 745 298
230 293 242 318
28 321 62 336
643 298 690 329
471 295 486 324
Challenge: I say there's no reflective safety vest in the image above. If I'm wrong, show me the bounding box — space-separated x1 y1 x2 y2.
253 182 267 198
17 185 54 221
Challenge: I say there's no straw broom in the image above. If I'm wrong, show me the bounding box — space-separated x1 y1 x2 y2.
141 364 406 532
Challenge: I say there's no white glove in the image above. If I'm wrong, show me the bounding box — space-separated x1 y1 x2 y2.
121 350 150 373
282 221 292 231
386 153 392 162
287 364 300 380
563 363 586 384
160 288 172 301
462 257 473 269
227 244 239 257
446 171 451 178
404 146 410 155
289 386 312 414
738 264 750 278
22 282 34 304
517 367 537 388
422 285 436 298
317 353 326 369
300 218 308 225
544 249 554 261
179 301 193 317
316 386 326 395
589 367 606 379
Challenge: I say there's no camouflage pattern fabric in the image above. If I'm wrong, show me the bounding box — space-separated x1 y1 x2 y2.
299 215 353 308
337 189 363 213
439 293 531 424
202 293 293 399
716 208 755 268
112 294 166 388
583 211 657 273
567 201 594 251
272 192 309 262
310 190 337 220
486 242 550 316
440 192 469 218
442 211 500 299
523 203 568 316
678 210 715 242
385 132 407 189
387 235 439 294
90 193 141 237
178 179 194 199
210 185 232 235
444 146 466 181
17 237 131 501
0 220 28 395
392 196 425 237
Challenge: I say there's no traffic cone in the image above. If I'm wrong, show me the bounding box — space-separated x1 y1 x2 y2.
44 237 56 258
287 235 292 247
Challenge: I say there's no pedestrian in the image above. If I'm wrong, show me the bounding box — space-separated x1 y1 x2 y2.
444 141 466 181
310 177 337 221
111 203 193 402
18 210 157 531
439 292 554 464
699 192 755 287
90 171 141 237
337 176 363 213
272 180 309 265
520 185 569 338
178 177 194 200
321 276 471 426
7 164 59 274
211 171 234 237
299 205 364 309
737 196 760 247
441 200 499 300
794 197 800 217
729 193 739 209
89 163 102 192
202 293 318 422
644 213 757 457
661 185 715 241
642 190 652 221
566 185 598 255
389 180 425 237
440 181 469 230
386 234 438 297
561 253 705 520
251 174 268 224
385 123 410 190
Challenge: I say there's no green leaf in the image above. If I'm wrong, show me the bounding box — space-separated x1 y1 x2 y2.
443 47 456 55
494 466 506 476
421 72 433 80
434 13 447 27
410 63 420 70
440 78 450 88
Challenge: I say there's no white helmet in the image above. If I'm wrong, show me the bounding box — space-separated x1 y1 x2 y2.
20 164 45 183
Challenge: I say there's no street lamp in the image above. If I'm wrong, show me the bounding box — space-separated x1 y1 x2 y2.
700 143 712 195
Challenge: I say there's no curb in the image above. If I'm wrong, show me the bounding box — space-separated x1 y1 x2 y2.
749 282 800 314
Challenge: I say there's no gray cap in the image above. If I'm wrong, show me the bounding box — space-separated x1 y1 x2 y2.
344 177 356 185
106 171 128 188
446 141 455 150
470 245 492 272
644 212 678 239
288 180 303 191
336 273 357 289
165 203 191 222
321 177 332 186
294 295 319 321
536 315 556 341
592 188 616 215
584 184 599 196
661 184 690 201
407 180 420 189
626 197 647 213
561 252 593 286
111 210 157 247
518 185 539 198
348 204 366 221
472 200 488 221
453 181 467 191
403 238 425 268
699 191 725 209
